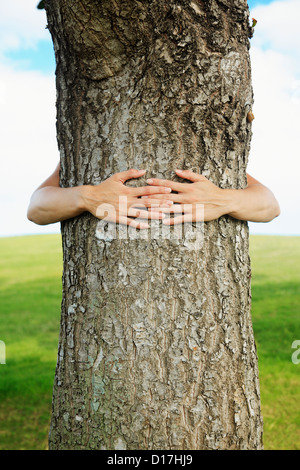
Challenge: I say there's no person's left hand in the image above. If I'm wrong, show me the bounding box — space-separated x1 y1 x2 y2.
142 169 233 224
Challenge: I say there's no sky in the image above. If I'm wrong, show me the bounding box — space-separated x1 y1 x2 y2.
0 0 299 237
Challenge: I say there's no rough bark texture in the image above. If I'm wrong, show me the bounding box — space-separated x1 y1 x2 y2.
45 0 263 450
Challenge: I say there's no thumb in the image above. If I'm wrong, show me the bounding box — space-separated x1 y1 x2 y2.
112 168 146 184
175 169 205 183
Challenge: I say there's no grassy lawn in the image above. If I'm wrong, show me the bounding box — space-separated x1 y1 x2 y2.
0 234 62 450
249 235 300 450
0 233 299 450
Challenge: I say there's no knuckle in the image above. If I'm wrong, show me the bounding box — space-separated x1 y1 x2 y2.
129 168 138 176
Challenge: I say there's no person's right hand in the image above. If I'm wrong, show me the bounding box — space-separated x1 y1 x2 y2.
80 169 173 229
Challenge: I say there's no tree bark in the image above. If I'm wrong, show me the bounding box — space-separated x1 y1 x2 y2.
45 0 263 450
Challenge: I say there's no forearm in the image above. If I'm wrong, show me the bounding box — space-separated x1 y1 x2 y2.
27 186 87 225
224 184 280 222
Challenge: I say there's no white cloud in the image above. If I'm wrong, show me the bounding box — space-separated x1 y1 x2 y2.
0 62 60 236
250 0 300 60
247 0 300 235
0 2 59 236
0 0 49 54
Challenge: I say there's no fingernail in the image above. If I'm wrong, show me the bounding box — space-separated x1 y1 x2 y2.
165 187 172 192
146 179 153 184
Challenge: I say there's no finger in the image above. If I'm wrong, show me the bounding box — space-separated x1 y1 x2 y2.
134 202 166 209
131 185 172 197
134 199 173 208
141 193 182 202
149 204 188 214
112 168 146 183
175 169 206 183
133 204 172 212
146 178 186 192
118 215 149 229
127 208 165 220
163 205 204 224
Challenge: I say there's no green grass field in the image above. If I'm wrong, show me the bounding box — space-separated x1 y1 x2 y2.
0 234 299 450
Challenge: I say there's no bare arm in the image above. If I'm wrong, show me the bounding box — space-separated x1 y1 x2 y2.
27 163 87 225
27 163 173 227
226 174 281 222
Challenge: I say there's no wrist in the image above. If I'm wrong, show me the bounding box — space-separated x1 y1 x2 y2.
222 188 241 216
75 185 93 213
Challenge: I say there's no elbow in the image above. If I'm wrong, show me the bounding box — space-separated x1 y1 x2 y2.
27 206 44 225
27 189 56 225
265 200 281 222
27 191 49 225
27 193 39 224
274 201 281 219
273 201 281 220
270 196 281 220
262 187 280 222
27 207 38 224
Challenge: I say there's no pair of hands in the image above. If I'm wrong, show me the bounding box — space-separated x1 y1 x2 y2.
82 168 232 229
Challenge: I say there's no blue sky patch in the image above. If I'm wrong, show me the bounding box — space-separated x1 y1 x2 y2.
248 0 280 7
3 1 282 75
5 39 55 75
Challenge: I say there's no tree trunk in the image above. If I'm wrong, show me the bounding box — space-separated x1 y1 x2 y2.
45 0 263 450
